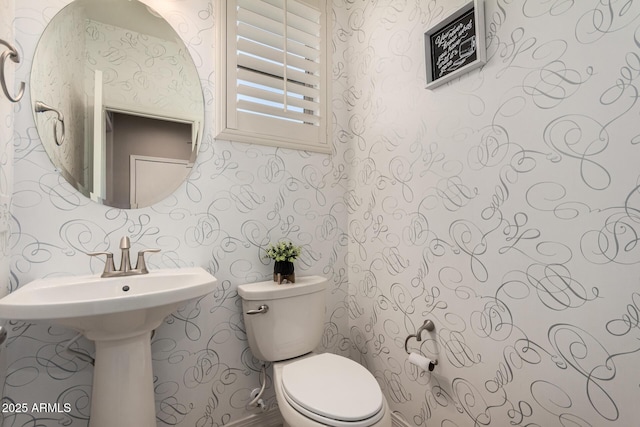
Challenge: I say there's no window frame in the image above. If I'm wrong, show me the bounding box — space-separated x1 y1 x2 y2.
216 0 331 154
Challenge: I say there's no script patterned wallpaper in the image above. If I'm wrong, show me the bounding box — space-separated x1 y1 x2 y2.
5 0 640 426
337 0 640 426
0 0 15 425
0 0 13 297
6 0 349 426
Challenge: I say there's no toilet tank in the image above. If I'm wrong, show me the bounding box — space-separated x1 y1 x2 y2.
238 276 327 362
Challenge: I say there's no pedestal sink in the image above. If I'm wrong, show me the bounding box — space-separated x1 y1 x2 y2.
0 267 217 427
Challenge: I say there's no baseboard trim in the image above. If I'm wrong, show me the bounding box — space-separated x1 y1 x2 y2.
225 408 283 426
391 411 412 427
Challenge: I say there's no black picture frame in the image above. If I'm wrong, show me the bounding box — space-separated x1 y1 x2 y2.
424 0 486 89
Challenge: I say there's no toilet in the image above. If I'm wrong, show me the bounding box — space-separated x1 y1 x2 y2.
238 276 391 427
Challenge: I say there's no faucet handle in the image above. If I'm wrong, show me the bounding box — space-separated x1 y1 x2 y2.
135 248 160 274
87 251 116 277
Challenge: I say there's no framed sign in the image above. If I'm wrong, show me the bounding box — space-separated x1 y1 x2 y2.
424 0 486 89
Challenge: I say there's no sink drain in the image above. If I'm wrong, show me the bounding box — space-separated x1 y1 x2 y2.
122 285 130 292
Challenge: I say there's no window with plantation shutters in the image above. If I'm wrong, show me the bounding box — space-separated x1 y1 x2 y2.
216 0 330 153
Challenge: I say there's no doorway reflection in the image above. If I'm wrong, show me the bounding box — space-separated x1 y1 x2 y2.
105 112 194 208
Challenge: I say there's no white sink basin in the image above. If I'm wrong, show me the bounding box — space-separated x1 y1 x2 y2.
0 267 217 427
0 267 216 322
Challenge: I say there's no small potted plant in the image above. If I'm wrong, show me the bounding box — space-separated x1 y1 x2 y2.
265 241 301 284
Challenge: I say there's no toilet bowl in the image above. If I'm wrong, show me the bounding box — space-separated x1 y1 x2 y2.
237 276 391 427
273 353 390 427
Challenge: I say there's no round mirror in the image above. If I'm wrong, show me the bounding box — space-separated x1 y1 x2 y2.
30 0 204 209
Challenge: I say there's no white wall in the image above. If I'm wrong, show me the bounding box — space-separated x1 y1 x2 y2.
337 0 640 426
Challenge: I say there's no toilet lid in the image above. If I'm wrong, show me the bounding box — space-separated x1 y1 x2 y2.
281 353 384 424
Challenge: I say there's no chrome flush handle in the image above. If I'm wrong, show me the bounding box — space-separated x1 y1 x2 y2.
246 305 269 315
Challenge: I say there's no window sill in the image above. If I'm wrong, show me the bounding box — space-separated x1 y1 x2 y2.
215 128 331 154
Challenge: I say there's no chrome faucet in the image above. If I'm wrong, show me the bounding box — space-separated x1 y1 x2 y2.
119 236 132 273
88 236 160 278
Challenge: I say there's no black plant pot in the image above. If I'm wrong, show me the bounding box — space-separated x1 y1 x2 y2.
273 261 295 284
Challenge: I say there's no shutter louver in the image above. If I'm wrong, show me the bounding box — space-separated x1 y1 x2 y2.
217 0 329 152
236 0 321 124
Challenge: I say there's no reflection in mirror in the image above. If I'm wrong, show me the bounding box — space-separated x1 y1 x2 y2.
106 111 194 209
30 0 204 209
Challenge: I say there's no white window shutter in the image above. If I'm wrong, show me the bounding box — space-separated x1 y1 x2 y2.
217 0 330 153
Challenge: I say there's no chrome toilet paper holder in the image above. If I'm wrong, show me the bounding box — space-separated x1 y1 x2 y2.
404 319 438 370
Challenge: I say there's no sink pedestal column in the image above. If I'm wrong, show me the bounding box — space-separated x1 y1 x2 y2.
89 331 155 427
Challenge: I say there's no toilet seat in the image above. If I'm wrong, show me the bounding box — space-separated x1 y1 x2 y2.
281 353 385 426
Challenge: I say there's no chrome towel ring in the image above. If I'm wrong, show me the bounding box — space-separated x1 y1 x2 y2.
0 39 25 103
35 101 65 146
